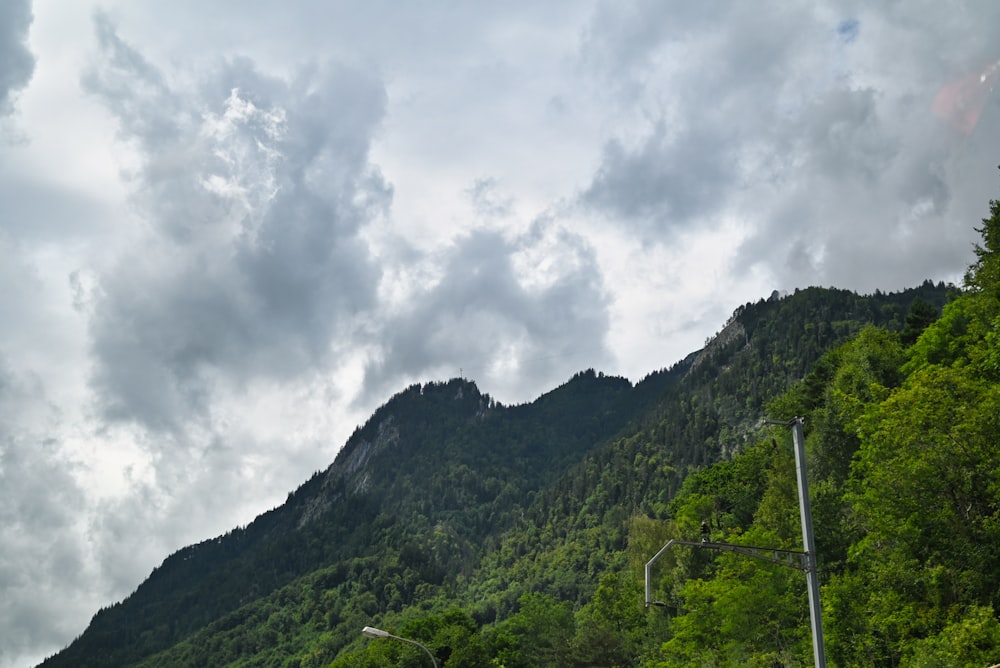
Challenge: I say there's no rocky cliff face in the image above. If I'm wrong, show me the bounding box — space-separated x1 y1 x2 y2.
296 416 400 528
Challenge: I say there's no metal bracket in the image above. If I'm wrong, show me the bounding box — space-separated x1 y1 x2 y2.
644 539 812 607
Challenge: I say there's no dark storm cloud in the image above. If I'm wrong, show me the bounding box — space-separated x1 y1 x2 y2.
82 16 390 432
731 77 987 291
801 87 895 181
582 122 737 233
580 0 1000 292
579 1 820 237
363 223 611 404
0 0 34 116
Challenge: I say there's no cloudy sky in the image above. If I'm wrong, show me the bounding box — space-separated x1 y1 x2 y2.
2 0 999 664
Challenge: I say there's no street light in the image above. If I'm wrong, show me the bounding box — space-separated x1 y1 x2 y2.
361 625 438 668
644 418 827 668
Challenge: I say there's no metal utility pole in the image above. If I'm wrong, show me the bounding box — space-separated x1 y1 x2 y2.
645 417 827 667
786 417 826 668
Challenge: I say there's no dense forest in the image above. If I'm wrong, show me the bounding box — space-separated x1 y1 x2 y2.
41 179 1000 666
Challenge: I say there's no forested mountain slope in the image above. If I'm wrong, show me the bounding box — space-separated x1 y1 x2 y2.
41 261 960 664
642 189 1000 667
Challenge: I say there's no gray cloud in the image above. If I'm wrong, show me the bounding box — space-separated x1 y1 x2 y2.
0 0 34 116
582 122 738 233
0 358 91 668
362 222 612 404
579 1 822 237
82 16 390 432
466 177 514 219
8 3 1000 666
0 176 114 241
579 0 1000 291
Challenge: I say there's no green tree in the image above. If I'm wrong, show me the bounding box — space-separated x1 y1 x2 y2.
653 532 811 667
900 296 940 346
964 173 1000 297
905 605 1000 668
840 365 1000 663
488 593 575 668
570 571 646 667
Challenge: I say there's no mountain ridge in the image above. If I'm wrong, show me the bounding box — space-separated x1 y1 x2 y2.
40 281 951 667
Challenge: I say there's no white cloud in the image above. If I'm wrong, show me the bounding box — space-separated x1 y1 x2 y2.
81 18 391 432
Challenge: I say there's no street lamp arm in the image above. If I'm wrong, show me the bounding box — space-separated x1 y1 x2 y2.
392 634 438 668
361 626 438 668
644 540 811 606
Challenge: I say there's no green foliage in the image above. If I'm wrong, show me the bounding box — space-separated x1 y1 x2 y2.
905 605 1000 668
488 593 575 667
648 444 813 667
655 554 809 667
904 293 997 373
900 296 941 346
838 365 1000 663
644 177 1000 667
964 178 1000 297
570 571 647 667
668 439 778 537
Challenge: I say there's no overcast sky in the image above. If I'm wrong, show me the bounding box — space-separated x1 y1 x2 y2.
2 1 999 665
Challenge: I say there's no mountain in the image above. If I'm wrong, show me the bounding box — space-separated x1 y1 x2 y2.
41 281 952 667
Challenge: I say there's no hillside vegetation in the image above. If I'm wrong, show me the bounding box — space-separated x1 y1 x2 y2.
41 179 1000 666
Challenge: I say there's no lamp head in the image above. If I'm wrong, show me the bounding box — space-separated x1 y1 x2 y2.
362 626 390 639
